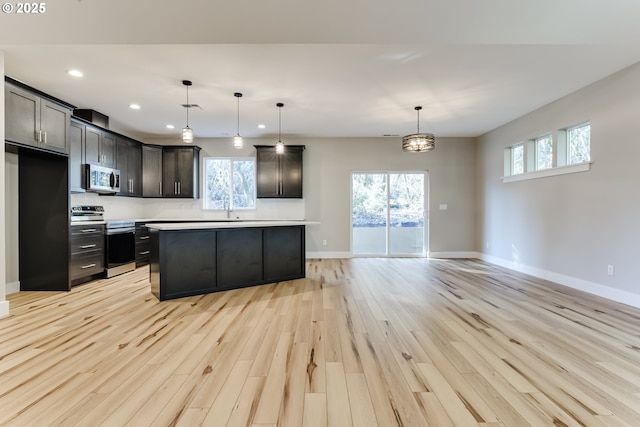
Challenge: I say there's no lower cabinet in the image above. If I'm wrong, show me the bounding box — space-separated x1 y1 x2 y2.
135 222 151 267
150 225 305 301
70 224 105 286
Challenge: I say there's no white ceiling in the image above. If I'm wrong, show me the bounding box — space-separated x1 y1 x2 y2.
2 1 640 141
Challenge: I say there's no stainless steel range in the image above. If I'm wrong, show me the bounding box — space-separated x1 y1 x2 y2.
70 205 136 278
105 220 136 278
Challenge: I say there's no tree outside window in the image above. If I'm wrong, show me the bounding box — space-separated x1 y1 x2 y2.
203 158 255 210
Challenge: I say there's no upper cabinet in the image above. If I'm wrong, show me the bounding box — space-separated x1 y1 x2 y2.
142 145 163 197
84 124 116 168
162 146 200 198
255 145 304 198
5 80 72 155
69 120 85 192
116 136 142 197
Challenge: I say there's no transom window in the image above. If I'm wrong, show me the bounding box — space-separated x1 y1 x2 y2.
567 123 591 165
203 158 256 210
535 134 553 170
511 144 524 175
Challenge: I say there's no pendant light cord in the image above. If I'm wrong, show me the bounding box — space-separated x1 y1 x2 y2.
186 84 190 127
417 108 420 134
278 105 282 142
237 95 240 135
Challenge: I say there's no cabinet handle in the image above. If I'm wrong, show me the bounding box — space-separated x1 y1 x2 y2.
140 251 150 255
80 244 96 249
43 131 47 144
139 236 150 240
81 228 97 233
159 182 162 195
81 263 97 269
178 181 181 195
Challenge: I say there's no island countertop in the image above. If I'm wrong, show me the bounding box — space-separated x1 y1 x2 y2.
146 220 318 231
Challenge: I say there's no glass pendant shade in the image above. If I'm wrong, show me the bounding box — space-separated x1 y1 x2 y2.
182 126 193 143
234 135 243 149
402 106 435 152
275 141 285 154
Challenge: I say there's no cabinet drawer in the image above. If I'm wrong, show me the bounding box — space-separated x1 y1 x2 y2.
70 235 104 255
70 224 104 236
70 252 104 280
135 241 151 267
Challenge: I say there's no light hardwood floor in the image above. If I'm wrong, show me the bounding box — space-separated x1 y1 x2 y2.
1 258 640 426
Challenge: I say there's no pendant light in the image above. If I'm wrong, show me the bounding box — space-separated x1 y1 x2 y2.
275 102 285 154
233 92 243 149
402 106 435 152
182 80 194 143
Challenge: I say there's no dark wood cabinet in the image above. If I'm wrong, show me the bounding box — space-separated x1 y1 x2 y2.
255 145 304 198
84 123 115 167
69 120 85 192
150 224 305 301
135 222 151 267
162 146 200 198
70 224 105 286
5 81 71 154
18 150 70 291
142 145 163 197
116 136 142 197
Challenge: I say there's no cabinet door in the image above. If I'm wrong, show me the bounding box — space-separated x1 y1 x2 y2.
162 148 179 197
280 148 303 198
128 142 142 196
101 132 116 168
69 121 85 192
115 137 129 196
256 147 279 198
39 99 70 154
5 84 39 147
143 145 163 197
176 148 196 197
84 126 101 164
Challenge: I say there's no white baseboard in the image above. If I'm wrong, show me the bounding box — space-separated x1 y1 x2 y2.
306 251 352 259
6 281 20 295
429 251 481 259
0 300 9 318
480 254 640 309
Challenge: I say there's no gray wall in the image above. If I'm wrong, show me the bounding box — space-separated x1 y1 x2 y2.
477 61 640 303
145 136 478 256
1 51 7 316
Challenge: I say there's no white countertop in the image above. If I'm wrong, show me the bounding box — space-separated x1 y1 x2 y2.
146 220 318 231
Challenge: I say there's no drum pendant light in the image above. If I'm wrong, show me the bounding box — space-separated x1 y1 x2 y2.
275 102 285 154
182 80 194 143
233 92 243 149
402 106 435 152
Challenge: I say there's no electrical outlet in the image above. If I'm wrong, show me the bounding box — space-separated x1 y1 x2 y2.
607 264 614 276
322 239 327 246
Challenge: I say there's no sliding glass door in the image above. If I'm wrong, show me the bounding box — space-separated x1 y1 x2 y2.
352 172 427 256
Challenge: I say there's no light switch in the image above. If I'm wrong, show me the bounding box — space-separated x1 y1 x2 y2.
439 204 448 211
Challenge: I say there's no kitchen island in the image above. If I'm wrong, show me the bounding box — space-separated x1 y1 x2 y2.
147 221 308 300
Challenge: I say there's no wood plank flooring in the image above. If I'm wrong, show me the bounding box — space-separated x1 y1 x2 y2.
1 258 640 426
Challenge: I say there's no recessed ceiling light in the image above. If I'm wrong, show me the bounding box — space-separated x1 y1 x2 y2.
258 124 266 129
129 104 141 110
166 124 175 129
67 69 83 78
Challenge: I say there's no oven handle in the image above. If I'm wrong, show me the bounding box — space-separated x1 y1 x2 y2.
105 227 136 235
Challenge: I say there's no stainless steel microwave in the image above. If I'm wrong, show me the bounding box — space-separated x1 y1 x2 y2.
85 164 120 194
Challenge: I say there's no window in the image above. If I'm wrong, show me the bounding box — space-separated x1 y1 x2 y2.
567 122 590 165
511 144 524 175
203 158 255 210
535 134 553 170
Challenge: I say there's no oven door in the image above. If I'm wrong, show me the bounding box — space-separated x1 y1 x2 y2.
105 227 136 268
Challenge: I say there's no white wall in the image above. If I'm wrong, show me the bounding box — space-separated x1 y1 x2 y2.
477 61 640 307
